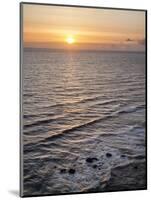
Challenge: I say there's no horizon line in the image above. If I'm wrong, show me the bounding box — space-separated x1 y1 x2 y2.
23 47 145 53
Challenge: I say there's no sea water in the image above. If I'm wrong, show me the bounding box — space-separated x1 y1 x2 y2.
22 49 146 195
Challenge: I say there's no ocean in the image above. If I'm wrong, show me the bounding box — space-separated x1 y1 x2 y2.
22 49 146 195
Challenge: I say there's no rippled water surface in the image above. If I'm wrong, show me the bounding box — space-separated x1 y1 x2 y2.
22 49 146 195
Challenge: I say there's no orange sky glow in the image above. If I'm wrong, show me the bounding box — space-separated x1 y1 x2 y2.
22 4 146 51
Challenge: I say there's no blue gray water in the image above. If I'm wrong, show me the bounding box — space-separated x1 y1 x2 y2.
22 49 146 195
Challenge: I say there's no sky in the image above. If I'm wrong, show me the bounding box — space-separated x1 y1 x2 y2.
23 4 146 51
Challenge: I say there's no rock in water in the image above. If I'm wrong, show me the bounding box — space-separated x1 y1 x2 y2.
106 153 112 158
86 157 98 163
60 169 66 173
68 169 76 174
93 164 98 169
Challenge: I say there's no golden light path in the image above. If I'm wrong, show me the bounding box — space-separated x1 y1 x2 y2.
66 36 75 44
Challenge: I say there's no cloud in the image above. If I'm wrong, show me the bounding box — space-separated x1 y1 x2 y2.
125 38 134 42
125 38 145 46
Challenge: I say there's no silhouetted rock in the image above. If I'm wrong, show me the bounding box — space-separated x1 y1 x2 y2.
93 164 97 169
121 154 126 158
60 168 66 173
134 166 138 170
106 153 112 158
86 157 98 163
68 168 76 174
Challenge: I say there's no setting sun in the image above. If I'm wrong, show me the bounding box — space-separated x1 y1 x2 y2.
66 36 75 44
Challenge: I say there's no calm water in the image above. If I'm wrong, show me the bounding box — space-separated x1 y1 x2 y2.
23 49 146 195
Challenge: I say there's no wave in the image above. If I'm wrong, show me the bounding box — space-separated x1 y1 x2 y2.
62 115 113 134
117 104 145 115
61 104 145 134
23 112 55 119
24 103 145 138
36 96 119 110
24 103 145 142
24 115 63 129
23 114 40 119
24 114 114 148
42 95 102 109
23 97 120 129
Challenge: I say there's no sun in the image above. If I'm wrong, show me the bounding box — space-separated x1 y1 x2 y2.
66 36 75 44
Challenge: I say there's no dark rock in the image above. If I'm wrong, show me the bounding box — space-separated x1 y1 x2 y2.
93 164 97 169
102 161 146 191
60 168 66 173
134 165 138 170
68 168 76 174
106 153 112 158
86 157 98 163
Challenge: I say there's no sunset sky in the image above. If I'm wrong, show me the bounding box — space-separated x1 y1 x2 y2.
23 4 146 51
